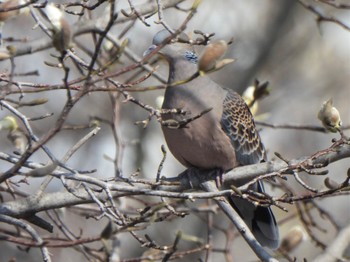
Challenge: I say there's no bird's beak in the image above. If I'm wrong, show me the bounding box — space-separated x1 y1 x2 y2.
143 44 157 57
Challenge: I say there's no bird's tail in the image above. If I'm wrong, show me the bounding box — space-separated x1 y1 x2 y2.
228 181 279 249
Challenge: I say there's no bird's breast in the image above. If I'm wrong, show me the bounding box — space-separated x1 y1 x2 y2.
161 109 237 171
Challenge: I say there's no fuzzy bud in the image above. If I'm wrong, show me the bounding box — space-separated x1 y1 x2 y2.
317 98 342 133
45 3 72 53
198 40 228 73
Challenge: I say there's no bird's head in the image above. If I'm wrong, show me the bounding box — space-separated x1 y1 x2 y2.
143 29 198 65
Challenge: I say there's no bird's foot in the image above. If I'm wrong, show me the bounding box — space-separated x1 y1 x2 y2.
178 168 224 190
211 168 224 189
179 167 202 189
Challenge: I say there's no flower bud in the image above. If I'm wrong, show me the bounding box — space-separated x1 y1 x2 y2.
317 98 342 133
198 40 228 73
45 3 72 53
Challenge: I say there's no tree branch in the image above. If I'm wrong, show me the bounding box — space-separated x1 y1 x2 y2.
0 137 348 220
311 224 350 262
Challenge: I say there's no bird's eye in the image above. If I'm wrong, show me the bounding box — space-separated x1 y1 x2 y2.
143 45 157 57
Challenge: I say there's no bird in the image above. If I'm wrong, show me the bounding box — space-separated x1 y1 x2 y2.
145 29 279 249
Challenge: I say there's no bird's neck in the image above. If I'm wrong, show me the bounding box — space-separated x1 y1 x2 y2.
167 57 198 84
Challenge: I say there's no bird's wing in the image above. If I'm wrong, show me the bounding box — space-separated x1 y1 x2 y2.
220 89 266 165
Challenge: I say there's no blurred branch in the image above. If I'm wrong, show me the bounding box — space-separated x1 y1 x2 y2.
200 180 278 262
311 224 350 262
298 0 350 31
236 1 297 90
317 0 350 9
256 121 350 133
0 214 51 262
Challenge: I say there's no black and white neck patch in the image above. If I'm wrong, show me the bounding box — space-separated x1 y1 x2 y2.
184 50 198 64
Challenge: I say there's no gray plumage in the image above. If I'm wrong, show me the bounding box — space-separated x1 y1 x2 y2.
146 30 279 249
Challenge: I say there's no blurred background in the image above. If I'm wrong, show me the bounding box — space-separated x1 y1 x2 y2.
0 0 349 261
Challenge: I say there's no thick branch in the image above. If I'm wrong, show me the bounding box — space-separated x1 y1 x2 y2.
166 141 350 189
0 141 349 219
